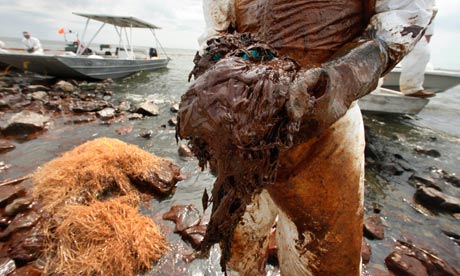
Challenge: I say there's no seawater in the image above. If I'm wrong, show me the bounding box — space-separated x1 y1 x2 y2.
1 40 459 274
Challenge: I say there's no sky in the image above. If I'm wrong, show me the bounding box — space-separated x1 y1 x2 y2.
0 0 205 50
0 0 459 69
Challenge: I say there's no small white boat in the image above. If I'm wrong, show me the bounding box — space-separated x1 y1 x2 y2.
360 68 460 115
359 87 429 115
0 13 170 80
382 67 460 93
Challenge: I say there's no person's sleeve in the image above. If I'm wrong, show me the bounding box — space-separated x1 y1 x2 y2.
425 1 437 36
369 0 436 73
285 0 437 137
32 38 40 50
425 19 435 37
198 0 236 53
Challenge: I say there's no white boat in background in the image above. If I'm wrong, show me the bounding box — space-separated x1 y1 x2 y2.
382 67 460 93
0 13 170 80
360 67 460 115
359 87 429 115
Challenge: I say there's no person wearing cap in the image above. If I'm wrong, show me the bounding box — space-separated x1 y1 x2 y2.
22 31 44 55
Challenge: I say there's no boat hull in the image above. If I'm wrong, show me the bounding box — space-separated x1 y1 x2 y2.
0 61 8 70
0 53 169 80
56 56 169 79
383 68 460 93
359 88 429 115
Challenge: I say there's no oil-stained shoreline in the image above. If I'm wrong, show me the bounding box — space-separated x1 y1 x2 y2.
0 65 459 275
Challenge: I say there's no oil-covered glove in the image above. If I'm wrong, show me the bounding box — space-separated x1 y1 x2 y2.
286 38 389 143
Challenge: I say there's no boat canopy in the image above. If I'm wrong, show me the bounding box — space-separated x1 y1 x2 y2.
70 12 169 61
73 13 160 29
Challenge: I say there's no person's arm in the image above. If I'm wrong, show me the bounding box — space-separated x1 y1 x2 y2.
31 37 42 52
286 0 436 141
371 0 435 72
22 38 32 52
424 1 437 43
195 0 435 140
198 0 236 54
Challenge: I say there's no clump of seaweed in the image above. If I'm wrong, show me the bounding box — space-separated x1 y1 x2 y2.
44 197 169 276
33 137 180 211
30 137 179 276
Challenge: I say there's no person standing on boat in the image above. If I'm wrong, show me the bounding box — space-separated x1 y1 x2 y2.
192 0 435 275
21 31 44 55
399 0 438 98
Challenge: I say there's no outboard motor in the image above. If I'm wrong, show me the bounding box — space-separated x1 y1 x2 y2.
149 48 158 58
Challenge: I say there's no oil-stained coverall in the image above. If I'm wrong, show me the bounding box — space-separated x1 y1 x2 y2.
198 1 434 275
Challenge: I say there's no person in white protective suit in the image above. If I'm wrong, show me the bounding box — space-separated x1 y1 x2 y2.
22 31 44 55
399 0 437 98
196 0 435 275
